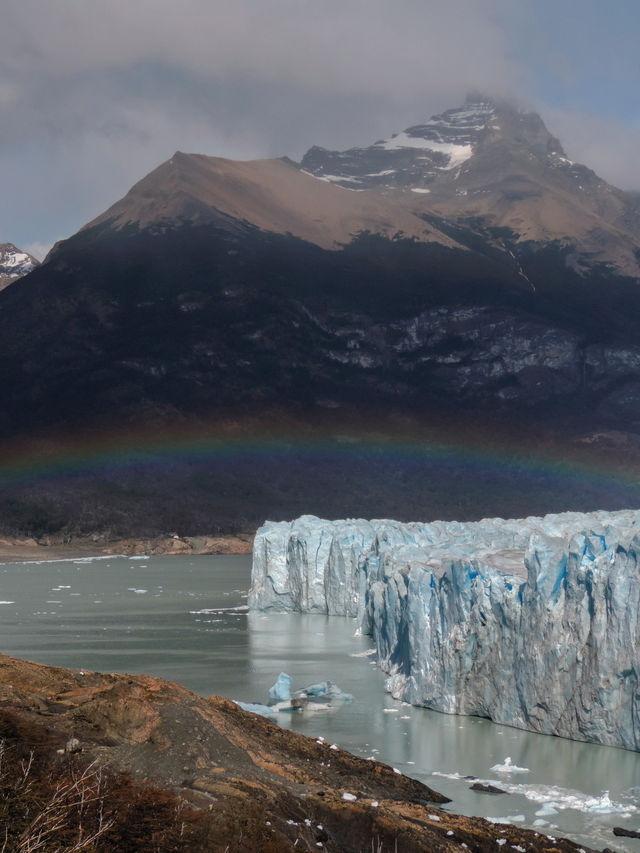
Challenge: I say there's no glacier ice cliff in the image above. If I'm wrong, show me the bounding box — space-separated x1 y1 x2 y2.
249 510 640 750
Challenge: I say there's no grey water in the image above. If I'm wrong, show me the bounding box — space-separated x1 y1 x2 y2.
0 554 639 852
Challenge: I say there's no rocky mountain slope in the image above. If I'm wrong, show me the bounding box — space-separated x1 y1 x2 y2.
0 242 38 290
0 653 600 852
83 153 460 250
302 96 640 277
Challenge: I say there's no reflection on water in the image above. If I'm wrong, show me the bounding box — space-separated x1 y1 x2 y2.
1 554 639 851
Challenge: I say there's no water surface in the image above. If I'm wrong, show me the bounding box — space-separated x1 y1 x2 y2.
1 554 638 851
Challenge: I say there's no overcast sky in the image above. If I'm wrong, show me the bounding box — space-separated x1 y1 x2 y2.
2 0 639 259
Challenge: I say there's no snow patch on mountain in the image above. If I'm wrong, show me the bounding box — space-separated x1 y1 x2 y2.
0 243 39 288
374 132 473 168
300 99 496 189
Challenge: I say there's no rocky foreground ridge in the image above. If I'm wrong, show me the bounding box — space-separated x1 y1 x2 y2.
0 653 596 852
250 509 640 751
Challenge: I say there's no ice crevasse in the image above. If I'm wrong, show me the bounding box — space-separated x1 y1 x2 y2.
248 510 640 751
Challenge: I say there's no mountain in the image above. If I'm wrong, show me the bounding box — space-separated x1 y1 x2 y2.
301 96 640 277
5 96 640 430
0 243 39 291
82 153 460 250
3 95 640 536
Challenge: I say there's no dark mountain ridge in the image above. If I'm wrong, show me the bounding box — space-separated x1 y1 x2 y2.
3 95 640 535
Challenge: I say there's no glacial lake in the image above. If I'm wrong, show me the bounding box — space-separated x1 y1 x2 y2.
1 553 639 852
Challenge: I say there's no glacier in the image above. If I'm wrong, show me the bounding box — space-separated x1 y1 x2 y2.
249 510 640 750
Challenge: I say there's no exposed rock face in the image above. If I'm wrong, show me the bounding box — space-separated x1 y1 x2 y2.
250 510 640 750
301 97 552 193
0 242 38 290
301 95 640 277
0 653 596 852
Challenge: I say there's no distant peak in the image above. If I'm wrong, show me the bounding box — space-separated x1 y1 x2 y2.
299 93 572 192
464 91 498 108
0 243 39 289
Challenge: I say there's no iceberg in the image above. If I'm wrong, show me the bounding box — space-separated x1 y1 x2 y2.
299 680 352 702
268 672 292 702
262 672 352 713
234 700 278 720
249 510 640 750
490 757 530 775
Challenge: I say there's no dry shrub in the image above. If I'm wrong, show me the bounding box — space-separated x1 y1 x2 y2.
0 712 216 852
0 710 305 851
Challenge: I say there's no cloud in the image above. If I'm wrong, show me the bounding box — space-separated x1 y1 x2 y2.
541 107 640 191
0 0 638 252
2 0 518 99
0 0 526 248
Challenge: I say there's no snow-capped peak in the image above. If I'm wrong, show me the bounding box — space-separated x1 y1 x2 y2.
0 243 39 290
299 98 500 190
371 101 497 170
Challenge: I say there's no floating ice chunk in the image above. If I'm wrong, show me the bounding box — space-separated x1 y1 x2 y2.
487 815 525 824
490 757 530 775
349 648 376 658
298 680 352 702
268 672 292 702
233 701 278 719
431 771 464 781
189 605 248 614
583 790 619 813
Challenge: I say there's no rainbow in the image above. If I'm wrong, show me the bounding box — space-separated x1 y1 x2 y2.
0 417 639 506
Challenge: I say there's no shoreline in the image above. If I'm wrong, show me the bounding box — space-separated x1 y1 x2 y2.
0 651 599 853
0 531 255 561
